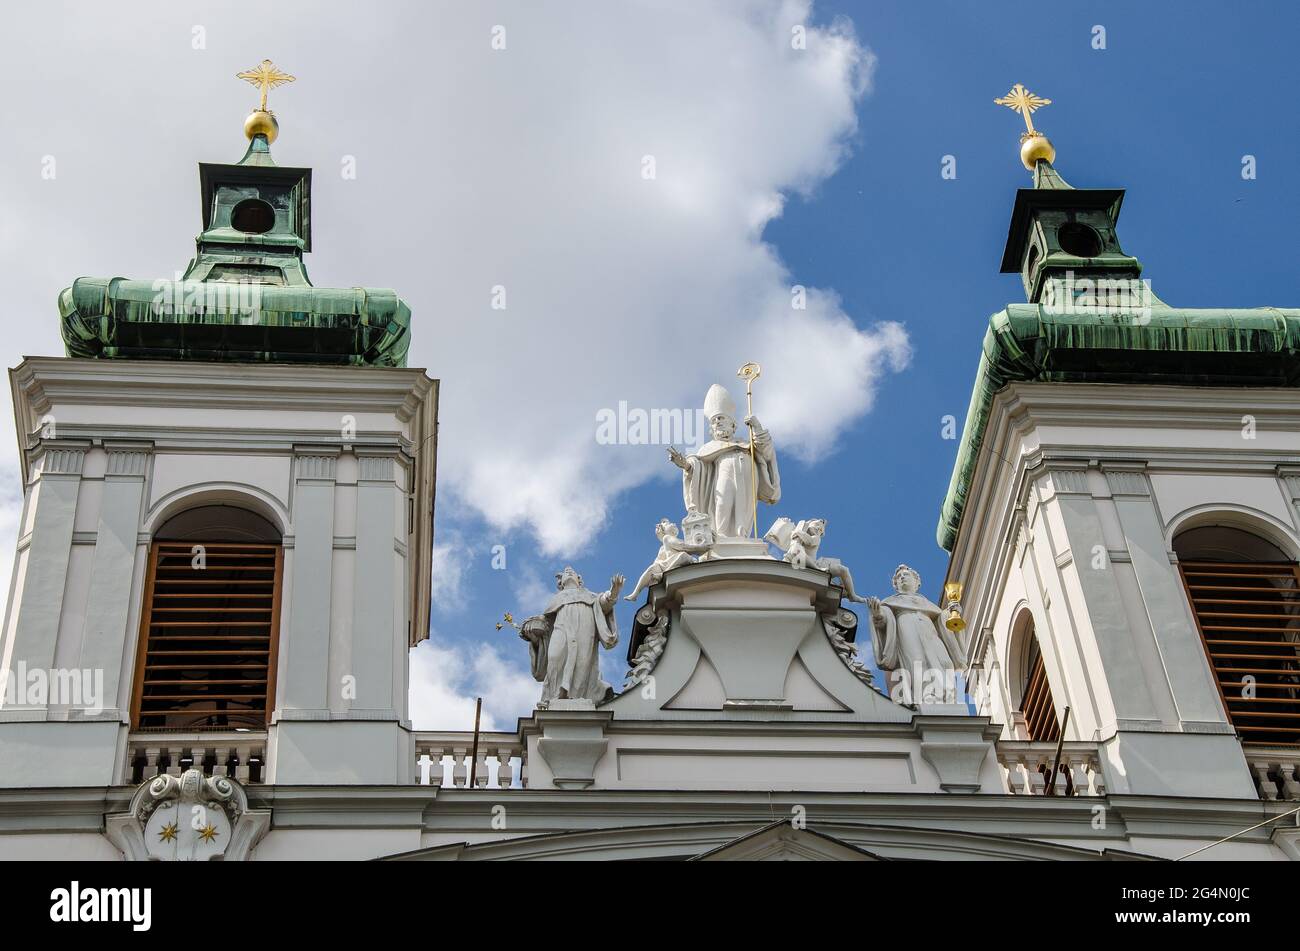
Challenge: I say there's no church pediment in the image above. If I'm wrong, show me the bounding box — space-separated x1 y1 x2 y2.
689 821 884 861
379 818 1160 862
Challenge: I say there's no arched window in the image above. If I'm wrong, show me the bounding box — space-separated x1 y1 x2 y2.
1176 524 1300 745
1011 611 1060 743
130 505 283 731
1021 635 1060 743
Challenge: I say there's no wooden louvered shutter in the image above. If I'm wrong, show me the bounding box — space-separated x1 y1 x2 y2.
1022 642 1060 743
131 541 283 730
1180 560 1300 744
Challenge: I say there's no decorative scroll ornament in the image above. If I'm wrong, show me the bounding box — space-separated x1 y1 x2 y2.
106 767 268 861
625 610 670 690
821 608 874 687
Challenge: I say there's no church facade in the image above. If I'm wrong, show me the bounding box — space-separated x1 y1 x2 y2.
1 77 1298 862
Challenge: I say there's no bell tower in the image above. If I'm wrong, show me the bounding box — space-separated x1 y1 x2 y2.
0 64 437 788
939 88 1300 799
992 84 1143 305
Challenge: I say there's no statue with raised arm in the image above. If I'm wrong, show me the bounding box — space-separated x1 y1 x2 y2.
667 384 780 538
867 565 966 703
520 567 623 708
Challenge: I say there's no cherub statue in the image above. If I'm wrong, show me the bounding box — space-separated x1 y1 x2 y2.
765 517 867 602
625 518 696 601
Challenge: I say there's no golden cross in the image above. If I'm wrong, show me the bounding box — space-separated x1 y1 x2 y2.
237 59 296 112
994 83 1051 137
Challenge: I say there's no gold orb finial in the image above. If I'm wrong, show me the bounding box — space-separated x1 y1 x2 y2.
994 83 1055 172
1019 132 1055 170
236 59 295 142
243 110 279 143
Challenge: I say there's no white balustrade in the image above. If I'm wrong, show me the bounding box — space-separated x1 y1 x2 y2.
995 740 1105 796
123 732 266 785
414 732 525 789
1243 746 1300 801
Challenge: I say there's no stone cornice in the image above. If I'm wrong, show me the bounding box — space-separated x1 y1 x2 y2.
11 357 435 418
1 785 1289 859
8 358 436 486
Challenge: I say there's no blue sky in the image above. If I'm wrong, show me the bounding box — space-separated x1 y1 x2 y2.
420 1 1300 726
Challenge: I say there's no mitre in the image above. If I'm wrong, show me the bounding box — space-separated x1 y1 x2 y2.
702 384 736 420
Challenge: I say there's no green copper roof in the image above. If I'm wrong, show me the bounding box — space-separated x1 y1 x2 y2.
936 304 1300 551
60 277 410 365
937 157 1300 550
58 133 410 367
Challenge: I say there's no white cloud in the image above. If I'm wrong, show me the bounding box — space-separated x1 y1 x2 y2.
429 533 473 613
408 636 539 732
375 1 905 556
508 565 557 618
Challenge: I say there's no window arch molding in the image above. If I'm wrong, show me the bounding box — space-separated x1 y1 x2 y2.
1005 603 1037 712
143 482 289 540
1165 505 1300 564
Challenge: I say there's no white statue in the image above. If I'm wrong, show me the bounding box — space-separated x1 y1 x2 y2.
521 567 622 708
867 565 966 702
625 518 696 601
668 383 780 538
765 517 866 602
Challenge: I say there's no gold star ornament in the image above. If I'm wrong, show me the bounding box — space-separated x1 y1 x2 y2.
158 822 178 842
199 824 220 842
994 83 1056 171
237 59 296 144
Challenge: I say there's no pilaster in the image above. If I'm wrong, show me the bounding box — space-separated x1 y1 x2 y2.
277 447 338 716
77 443 152 721
3 443 86 709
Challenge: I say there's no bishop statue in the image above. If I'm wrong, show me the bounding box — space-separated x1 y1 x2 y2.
668 384 780 538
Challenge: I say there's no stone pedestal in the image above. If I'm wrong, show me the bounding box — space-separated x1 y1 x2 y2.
914 715 1002 793
530 709 613 789
705 537 772 560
